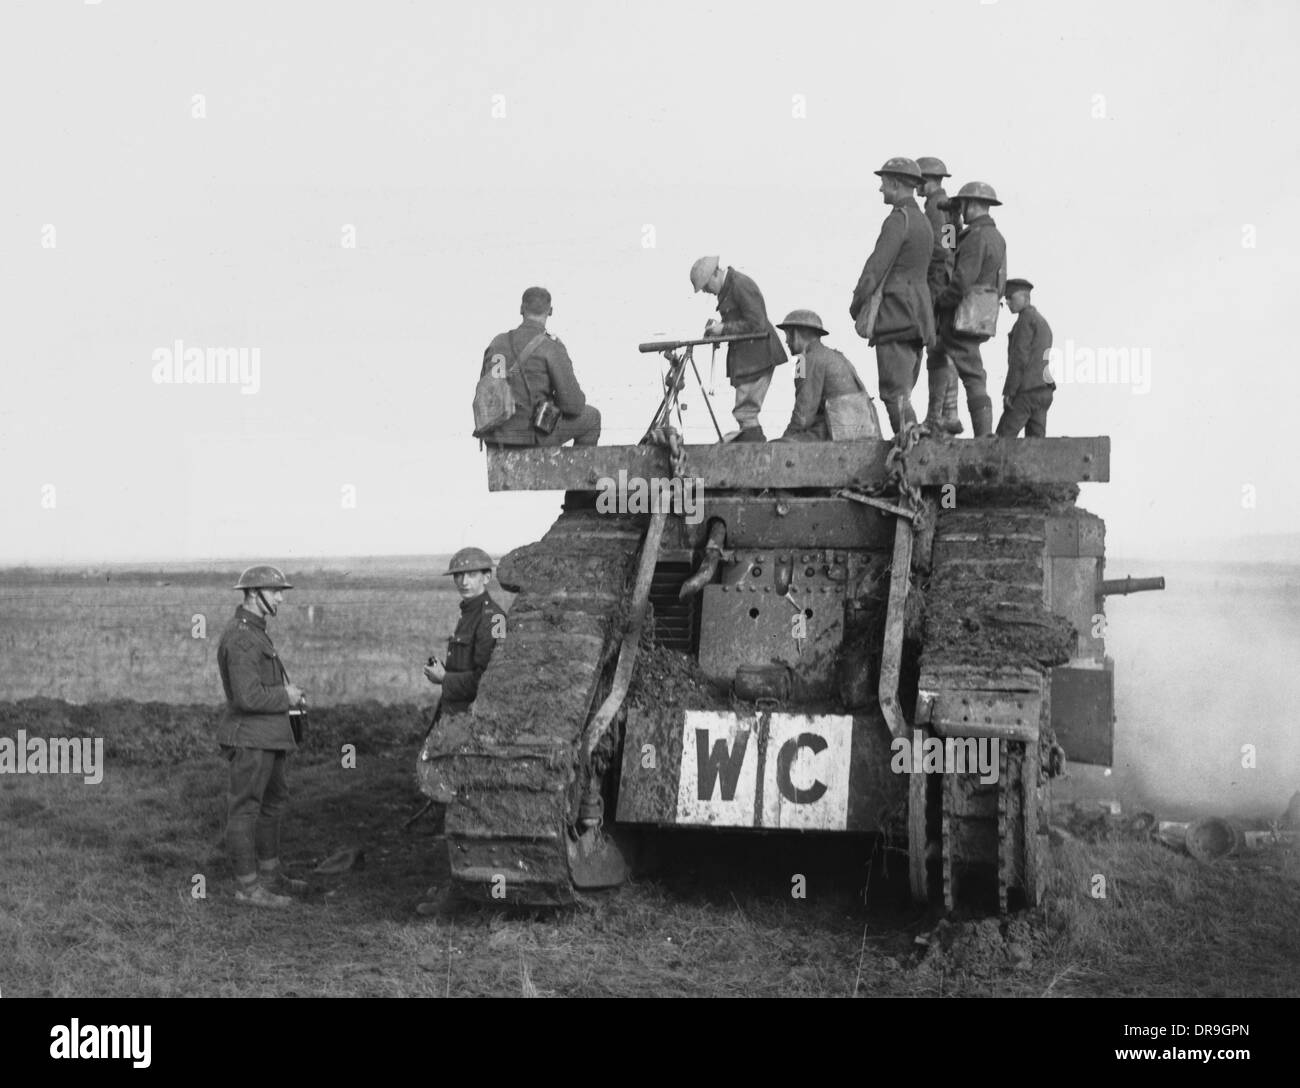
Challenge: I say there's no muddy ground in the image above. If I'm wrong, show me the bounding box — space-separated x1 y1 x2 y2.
2 701 1296 998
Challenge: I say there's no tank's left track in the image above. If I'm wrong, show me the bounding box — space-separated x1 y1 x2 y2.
418 508 647 907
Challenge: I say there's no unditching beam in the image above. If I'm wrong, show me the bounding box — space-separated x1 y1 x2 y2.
486 437 1110 492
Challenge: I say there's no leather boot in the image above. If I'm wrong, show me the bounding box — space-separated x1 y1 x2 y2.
923 371 946 433
735 426 767 443
969 394 994 438
941 365 964 434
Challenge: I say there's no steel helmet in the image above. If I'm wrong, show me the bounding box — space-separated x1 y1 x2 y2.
443 547 494 575
233 564 294 590
952 180 1002 206
776 309 829 336
916 156 950 178
690 255 720 292
873 157 924 184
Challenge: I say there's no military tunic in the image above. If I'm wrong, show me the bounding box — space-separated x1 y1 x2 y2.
923 188 955 301
217 606 295 750
923 187 959 382
848 198 936 348
712 268 788 382
781 341 869 441
936 214 1007 315
438 590 507 716
848 198 935 429
480 320 601 446
937 213 1008 406
996 304 1055 438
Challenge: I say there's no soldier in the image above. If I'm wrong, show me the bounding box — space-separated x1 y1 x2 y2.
996 279 1056 437
416 546 507 918
690 256 788 442
773 309 876 441
848 157 936 436
916 156 963 435
217 565 308 909
479 287 602 447
422 547 507 717
934 181 1007 437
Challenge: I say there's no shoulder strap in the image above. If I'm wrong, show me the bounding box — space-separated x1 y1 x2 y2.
506 330 549 406
507 331 548 375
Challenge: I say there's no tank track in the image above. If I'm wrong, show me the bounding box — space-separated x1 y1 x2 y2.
418 508 647 908
920 502 1070 912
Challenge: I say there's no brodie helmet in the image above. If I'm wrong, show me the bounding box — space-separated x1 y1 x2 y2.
233 565 294 590
443 547 494 576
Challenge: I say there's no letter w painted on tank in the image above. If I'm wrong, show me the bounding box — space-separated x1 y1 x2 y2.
696 728 751 801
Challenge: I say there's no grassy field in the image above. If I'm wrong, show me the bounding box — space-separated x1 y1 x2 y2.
0 576 511 705
2 745 1295 998
2 562 1297 998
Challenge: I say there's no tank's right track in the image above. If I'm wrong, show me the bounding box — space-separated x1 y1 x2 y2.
418 508 647 908
919 502 1070 912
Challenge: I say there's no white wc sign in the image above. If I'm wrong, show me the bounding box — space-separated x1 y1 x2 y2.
675 711 852 830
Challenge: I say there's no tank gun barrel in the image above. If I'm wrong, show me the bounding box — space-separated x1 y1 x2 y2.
638 332 768 353
1099 575 1165 596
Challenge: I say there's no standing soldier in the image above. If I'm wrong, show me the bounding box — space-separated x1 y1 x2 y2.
416 546 507 917
422 547 507 716
848 157 936 436
217 565 307 909
478 287 602 447
773 309 878 441
691 256 788 442
934 181 1007 437
916 156 963 435
996 279 1056 437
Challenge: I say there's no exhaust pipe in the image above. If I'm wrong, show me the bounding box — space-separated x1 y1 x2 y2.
679 519 727 598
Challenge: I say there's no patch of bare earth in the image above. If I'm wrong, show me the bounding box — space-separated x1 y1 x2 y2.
1 714 1296 997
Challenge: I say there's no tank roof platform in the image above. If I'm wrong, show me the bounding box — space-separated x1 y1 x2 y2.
486 437 1109 491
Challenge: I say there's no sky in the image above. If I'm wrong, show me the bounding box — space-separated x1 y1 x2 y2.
1 0 1297 563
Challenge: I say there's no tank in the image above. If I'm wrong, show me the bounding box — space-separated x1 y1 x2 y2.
418 336 1163 912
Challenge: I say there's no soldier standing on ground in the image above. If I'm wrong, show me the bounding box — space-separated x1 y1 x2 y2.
916 156 963 435
479 287 602 447
216 565 307 909
934 181 1008 437
422 547 507 717
996 279 1056 437
690 256 788 442
848 157 936 436
416 547 507 917
774 309 877 441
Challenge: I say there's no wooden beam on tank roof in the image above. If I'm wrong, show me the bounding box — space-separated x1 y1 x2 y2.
485 437 1110 491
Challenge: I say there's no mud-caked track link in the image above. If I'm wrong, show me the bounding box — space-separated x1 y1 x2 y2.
418 509 648 907
919 502 1074 912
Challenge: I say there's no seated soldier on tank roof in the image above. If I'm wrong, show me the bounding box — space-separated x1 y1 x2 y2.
478 287 602 447
774 309 878 441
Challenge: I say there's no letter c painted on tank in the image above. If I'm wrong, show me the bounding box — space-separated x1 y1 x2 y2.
775 733 828 804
